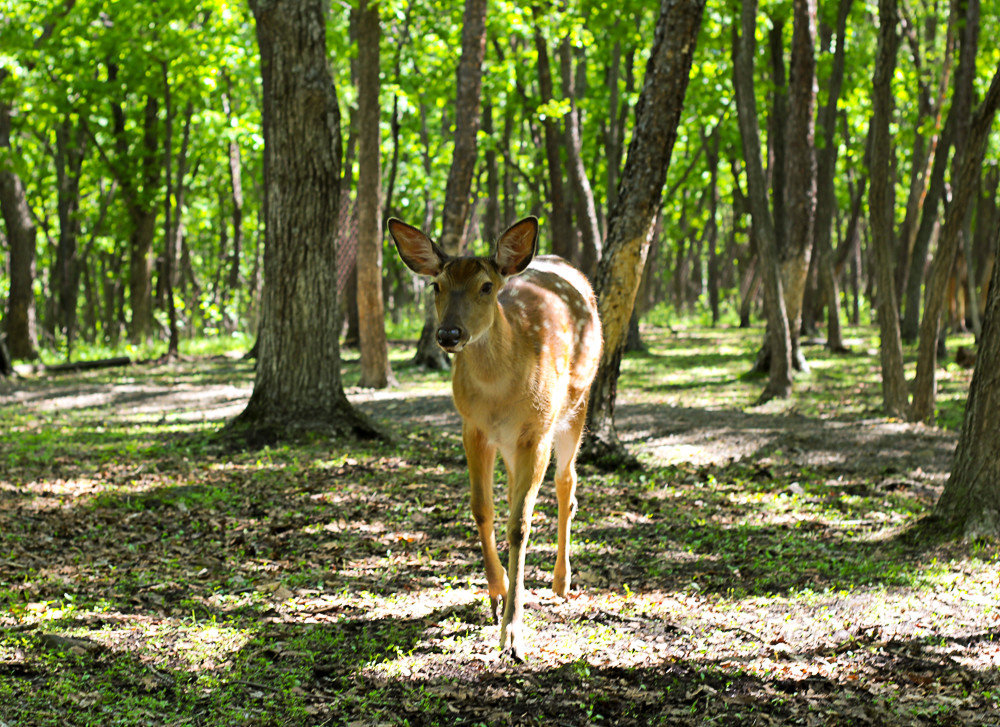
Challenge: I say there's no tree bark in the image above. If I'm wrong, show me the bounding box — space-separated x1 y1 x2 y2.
933 214 1000 538
583 0 706 465
0 99 40 360
781 0 819 365
734 0 793 402
439 0 487 254
355 0 394 389
868 0 910 418
911 62 1000 423
232 0 378 443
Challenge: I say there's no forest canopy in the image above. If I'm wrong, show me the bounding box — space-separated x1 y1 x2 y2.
1 0 998 377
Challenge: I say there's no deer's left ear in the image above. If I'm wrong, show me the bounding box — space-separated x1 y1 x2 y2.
493 216 538 277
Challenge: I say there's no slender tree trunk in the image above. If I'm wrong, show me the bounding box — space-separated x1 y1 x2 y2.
734 0 793 402
911 63 1000 423
584 0 706 464
482 99 501 242
222 71 245 308
355 0 394 389
868 0 909 418
439 0 487 254
412 0 487 370
560 39 601 278
53 118 85 361
814 0 852 352
233 0 377 442
533 24 574 260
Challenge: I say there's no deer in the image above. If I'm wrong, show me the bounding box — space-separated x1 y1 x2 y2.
387 216 603 661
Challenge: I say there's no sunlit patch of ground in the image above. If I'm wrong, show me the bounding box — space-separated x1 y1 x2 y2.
0 326 995 725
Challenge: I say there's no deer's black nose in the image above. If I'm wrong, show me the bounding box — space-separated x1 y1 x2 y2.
436 327 462 349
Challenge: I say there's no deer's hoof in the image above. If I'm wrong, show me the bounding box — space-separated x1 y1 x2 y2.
499 622 526 663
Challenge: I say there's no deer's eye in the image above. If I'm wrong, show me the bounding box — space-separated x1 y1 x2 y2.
480 282 493 295
431 282 440 293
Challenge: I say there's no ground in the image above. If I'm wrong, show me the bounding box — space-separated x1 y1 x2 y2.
0 324 997 726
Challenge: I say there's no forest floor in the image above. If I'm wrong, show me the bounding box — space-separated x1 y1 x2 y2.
1 323 998 726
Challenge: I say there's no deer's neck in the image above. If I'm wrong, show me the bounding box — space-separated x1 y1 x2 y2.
454 302 516 389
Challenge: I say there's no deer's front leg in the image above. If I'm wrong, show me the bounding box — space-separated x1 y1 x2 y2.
464 424 508 624
499 439 550 662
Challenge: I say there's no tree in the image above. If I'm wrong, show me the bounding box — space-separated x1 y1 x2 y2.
355 0 395 389
911 59 1000 423
933 204 1000 538
868 0 909 418
411 0 488 370
734 0 794 403
231 0 376 442
0 96 40 360
781 0 819 367
812 0 853 353
583 0 706 463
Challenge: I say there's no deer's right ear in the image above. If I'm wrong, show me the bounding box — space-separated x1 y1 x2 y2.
387 219 448 277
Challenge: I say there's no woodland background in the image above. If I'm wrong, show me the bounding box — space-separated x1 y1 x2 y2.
2 0 1000 724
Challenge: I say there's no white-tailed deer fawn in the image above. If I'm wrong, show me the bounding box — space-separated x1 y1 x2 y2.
387 216 602 661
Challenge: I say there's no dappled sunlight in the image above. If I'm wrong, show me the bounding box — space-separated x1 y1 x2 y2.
1 334 997 724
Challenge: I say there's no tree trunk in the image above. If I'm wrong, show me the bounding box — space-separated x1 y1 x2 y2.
734 0 793 402
121 94 161 344
814 0 852 353
0 99 40 360
781 0 819 366
559 40 602 278
355 0 394 389
533 23 574 261
933 218 1000 538
412 0 486 370
584 0 706 465
54 118 85 361
222 70 245 305
232 0 378 443
911 62 1000 423
868 0 909 418
439 0 487 254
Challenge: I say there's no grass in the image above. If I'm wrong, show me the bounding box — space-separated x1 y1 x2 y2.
1 321 996 726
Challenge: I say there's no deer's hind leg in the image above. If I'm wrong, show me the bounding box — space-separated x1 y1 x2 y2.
552 403 587 598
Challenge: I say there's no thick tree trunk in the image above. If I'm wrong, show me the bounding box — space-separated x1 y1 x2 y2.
583 0 706 465
233 0 377 442
0 101 40 360
933 222 1000 538
355 0 394 389
911 63 1000 423
868 0 909 418
734 0 793 402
